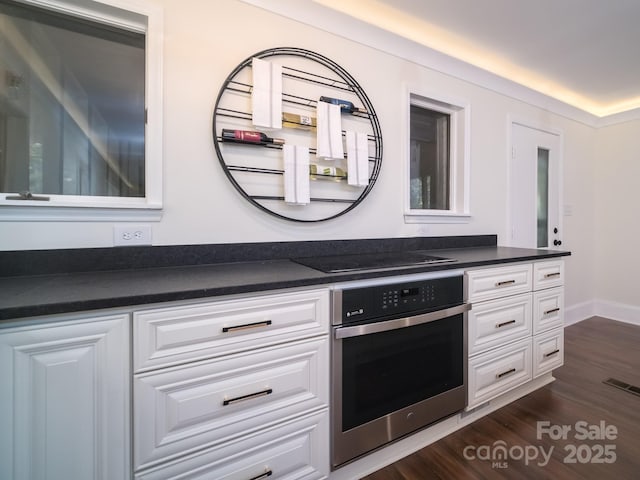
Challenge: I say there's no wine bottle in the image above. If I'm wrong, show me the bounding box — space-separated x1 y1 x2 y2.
221 129 284 146
309 163 347 181
282 112 317 130
319 96 367 114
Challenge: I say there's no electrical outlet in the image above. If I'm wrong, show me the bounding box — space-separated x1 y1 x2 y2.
113 225 152 246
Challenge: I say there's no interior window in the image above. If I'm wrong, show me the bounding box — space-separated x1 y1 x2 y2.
405 90 470 222
0 0 145 199
410 105 450 210
0 0 162 220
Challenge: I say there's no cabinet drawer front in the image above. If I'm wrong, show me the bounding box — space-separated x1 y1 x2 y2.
533 287 564 334
533 260 564 290
465 264 532 303
135 410 329 480
134 337 328 471
134 288 329 372
533 328 564 378
467 338 532 409
468 293 532 356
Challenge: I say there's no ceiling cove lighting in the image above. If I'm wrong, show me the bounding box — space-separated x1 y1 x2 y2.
313 0 640 117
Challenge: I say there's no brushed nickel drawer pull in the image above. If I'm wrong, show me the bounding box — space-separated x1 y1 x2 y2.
495 279 516 287
222 320 272 333
496 368 516 379
248 469 273 480
496 319 516 328
223 388 273 406
544 272 561 279
544 349 560 358
544 307 560 315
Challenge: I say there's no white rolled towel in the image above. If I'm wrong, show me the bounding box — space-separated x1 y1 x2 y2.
346 130 369 187
283 145 310 205
251 57 282 129
316 100 344 160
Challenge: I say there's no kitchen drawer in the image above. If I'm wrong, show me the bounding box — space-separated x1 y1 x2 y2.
533 287 564 334
465 264 532 303
134 337 329 471
467 338 532 409
135 410 329 480
533 260 564 290
468 293 532 356
533 327 564 378
134 288 329 372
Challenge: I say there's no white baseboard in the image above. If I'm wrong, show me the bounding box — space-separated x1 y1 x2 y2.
564 300 595 326
565 299 640 327
593 299 640 326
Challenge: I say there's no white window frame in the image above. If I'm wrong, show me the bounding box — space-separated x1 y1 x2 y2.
0 0 163 222
403 85 471 223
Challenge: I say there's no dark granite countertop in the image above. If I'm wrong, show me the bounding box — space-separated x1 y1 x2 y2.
0 236 570 321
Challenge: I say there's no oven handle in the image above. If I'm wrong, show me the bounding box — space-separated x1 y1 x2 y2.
334 303 471 339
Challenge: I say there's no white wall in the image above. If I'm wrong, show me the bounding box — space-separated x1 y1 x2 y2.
594 119 640 319
1 0 603 312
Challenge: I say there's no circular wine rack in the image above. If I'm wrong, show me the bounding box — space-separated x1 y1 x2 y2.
212 47 382 222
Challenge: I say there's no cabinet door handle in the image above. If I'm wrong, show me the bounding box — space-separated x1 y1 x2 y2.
496 368 517 379
544 349 560 358
222 320 272 333
495 319 516 328
248 470 273 480
544 272 561 279
223 388 273 406
544 307 560 315
495 280 516 287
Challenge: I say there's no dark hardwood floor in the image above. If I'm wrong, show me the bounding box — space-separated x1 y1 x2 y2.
363 317 640 479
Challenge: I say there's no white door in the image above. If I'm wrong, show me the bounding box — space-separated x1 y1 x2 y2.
509 122 562 249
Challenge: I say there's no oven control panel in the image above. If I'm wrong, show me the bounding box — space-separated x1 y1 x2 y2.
338 274 463 325
381 284 436 309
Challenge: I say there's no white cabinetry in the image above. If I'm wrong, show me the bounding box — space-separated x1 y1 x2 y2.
465 260 564 409
0 313 130 480
133 288 330 479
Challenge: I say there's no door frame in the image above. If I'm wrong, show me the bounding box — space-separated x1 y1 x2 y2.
506 115 564 249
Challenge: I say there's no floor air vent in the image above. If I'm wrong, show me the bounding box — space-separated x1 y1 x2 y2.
603 378 640 397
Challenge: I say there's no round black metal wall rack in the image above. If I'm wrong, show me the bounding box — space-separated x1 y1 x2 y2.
212 47 383 222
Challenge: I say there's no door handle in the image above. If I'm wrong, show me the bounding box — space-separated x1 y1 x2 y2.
495 319 516 328
223 388 273 406
247 470 273 480
496 368 517 379
335 303 471 339
222 320 272 333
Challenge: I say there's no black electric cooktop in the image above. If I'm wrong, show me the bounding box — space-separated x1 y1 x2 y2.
291 251 457 273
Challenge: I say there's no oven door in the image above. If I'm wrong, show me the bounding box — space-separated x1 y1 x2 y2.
331 304 469 468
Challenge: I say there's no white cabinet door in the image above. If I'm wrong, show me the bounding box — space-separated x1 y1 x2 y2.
533 287 564 334
533 260 564 290
134 336 329 471
533 328 564 378
467 338 533 409
468 293 532 356
134 288 329 372
0 314 131 480
135 410 329 480
465 263 532 303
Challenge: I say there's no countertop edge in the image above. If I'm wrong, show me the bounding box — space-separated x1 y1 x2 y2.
0 248 570 322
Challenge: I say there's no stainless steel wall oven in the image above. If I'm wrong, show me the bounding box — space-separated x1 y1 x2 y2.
331 271 470 469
